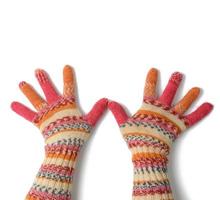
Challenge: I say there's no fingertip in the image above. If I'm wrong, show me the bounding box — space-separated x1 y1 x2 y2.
10 101 19 111
170 72 183 85
19 81 27 89
93 98 108 112
97 97 108 107
108 100 129 125
147 68 158 81
64 64 73 71
191 87 201 96
108 100 120 109
35 68 44 76
63 65 74 76
148 67 158 74
202 102 214 112
35 68 48 82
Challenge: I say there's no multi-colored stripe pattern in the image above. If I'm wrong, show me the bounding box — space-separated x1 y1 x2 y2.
108 68 213 200
11 66 108 200
120 100 187 200
26 98 92 200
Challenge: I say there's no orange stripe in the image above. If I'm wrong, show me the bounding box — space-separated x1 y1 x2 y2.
46 152 78 161
36 103 77 126
135 110 181 133
132 152 167 162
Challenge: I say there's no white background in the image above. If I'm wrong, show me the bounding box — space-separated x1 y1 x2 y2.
0 0 220 199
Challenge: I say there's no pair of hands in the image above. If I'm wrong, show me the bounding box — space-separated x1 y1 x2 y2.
11 66 212 150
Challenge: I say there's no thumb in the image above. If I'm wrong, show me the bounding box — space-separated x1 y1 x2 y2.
108 101 129 126
84 98 108 126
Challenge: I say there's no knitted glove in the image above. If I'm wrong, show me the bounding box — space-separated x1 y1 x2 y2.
11 66 108 200
108 68 213 200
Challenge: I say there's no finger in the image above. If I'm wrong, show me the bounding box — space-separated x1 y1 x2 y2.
19 81 48 111
159 72 183 106
184 102 213 126
63 65 76 98
11 101 37 122
84 98 108 126
143 68 158 100
172 87 200 115
35 69 60 104
108 101 129 126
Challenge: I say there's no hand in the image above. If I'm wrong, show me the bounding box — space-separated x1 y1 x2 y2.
108 68 213 200
11 65 107 143
11 65 108 200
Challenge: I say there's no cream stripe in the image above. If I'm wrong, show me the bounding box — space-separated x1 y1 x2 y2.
141 103 186 131
39 108 81 131
121 124 172 147
43 157 76 168
133 193 173 200
35 177 70 189
45 130 90 145
130 146 168 156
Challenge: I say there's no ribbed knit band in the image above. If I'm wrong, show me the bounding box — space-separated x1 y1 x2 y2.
131 149 172 199
132 161 172 200
26 146 78 200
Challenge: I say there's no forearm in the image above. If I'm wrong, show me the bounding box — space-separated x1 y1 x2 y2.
26 143 81 200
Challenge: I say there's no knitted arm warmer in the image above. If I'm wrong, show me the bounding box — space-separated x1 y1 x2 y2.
11 66 107 200
109 68 213 200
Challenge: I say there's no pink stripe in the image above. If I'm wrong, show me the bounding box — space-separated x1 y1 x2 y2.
28 189 71 200
133 186 171 196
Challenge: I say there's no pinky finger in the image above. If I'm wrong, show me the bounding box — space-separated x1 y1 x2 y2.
11 102 37 122
184 102 213 127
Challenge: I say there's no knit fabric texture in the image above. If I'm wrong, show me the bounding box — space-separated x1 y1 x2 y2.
109 68 213 200
11 66 107 200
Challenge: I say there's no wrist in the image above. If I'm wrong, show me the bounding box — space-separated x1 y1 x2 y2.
26 140 81 200
131 152 173 199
